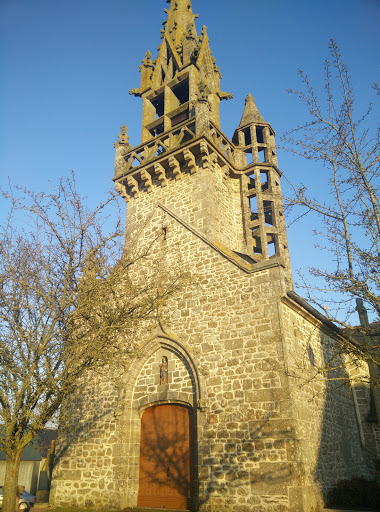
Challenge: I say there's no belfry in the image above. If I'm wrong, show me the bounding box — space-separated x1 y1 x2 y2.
50 1 377 511
114 0 292 285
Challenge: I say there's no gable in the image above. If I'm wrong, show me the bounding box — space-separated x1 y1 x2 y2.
151 38 182 89
127 201 284 276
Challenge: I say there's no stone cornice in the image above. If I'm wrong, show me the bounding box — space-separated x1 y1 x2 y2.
114 128 281 199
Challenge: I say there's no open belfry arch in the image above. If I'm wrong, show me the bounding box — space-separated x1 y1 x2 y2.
50 1 377 511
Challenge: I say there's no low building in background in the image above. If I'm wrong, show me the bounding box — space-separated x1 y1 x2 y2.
0 429 56 500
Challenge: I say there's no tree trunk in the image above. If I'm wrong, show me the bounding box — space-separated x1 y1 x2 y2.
3 449 22 512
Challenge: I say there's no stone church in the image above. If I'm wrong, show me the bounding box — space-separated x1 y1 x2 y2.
50 1 378 511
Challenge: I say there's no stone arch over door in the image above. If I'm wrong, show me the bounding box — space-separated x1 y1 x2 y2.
115 332 204 509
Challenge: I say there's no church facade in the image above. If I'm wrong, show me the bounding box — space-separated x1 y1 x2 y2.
49 1 377 511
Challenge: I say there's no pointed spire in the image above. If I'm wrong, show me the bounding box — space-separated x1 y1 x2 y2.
164 0 198 49
239 94 265 127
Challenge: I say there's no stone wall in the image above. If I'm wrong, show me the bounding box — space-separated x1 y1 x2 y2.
124 157 246 256
373 425 380 458
50 373 120 508
280 298 376 505
51 187 376 512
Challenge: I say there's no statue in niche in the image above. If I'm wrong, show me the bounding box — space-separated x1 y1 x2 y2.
160 356 168 384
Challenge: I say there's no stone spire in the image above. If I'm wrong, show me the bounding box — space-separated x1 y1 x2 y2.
127 0 232 141
146 0 200 89
239 94 265 127
163 0 198 49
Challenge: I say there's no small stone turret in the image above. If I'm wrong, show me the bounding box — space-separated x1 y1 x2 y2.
232 95 292 281
233 94 277 166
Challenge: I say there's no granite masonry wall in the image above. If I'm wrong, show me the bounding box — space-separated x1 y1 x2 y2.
124 158 246 256
50 194 376 512
280 300 376 509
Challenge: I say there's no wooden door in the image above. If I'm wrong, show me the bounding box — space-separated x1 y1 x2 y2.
138 404 193 509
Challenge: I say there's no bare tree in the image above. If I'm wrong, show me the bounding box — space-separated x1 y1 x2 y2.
0 174 185 512
281 39 380 410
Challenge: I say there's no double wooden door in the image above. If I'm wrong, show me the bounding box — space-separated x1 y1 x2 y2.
138 404 194 509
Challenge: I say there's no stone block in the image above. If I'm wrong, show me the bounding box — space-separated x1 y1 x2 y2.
250 462 295 495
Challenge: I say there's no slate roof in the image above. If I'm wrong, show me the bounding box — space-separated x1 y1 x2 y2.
0 428 57 461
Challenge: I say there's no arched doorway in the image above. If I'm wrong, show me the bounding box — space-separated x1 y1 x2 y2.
138 403 194 509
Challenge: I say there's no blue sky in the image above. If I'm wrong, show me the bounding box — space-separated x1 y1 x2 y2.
1 0 379 321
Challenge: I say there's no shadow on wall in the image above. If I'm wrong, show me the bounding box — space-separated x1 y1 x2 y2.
138 404 299 512
314 330 377 507
49 376 121 510
196 409 298 512
50 334 379 510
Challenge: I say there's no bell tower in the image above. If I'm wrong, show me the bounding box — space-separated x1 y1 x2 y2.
113 0 293 290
